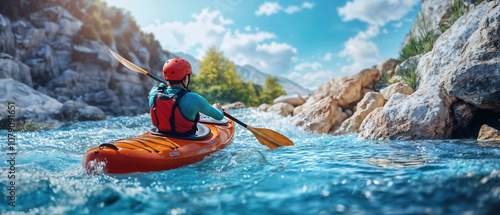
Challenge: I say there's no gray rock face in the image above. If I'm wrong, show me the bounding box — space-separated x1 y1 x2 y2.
417 2 494 88
442 1 500 111
450 100 476 138
359 86 453 140
0 78 63 128
61 100 106 121
0 54 33 87
0 14 15 55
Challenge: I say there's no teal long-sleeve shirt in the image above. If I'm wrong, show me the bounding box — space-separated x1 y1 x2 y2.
148 85 224 121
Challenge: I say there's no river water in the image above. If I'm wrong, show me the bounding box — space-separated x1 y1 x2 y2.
1 109 500 214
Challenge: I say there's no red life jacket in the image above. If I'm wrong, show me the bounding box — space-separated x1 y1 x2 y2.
150 87 199 136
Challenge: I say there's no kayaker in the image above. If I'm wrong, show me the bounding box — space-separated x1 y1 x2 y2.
148 58 224 136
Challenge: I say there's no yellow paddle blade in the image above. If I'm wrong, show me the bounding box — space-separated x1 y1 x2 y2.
247 126 294 149
109 49 148 75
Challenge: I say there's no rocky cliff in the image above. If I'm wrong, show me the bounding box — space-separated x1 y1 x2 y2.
0 0 169 128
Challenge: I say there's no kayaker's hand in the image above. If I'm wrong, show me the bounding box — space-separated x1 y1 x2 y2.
212 103 222 111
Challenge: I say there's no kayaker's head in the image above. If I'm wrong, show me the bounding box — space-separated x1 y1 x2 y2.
163 58 192 89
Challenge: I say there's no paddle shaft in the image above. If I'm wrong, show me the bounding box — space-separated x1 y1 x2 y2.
147 73 167 85
223 112 247 128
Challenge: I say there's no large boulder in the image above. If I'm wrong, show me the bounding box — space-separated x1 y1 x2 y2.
291 96 348 134
334 92 385 135
478 124 500 141
359 86 453 140
61 100 106 121
417 1 495 89
295 68 381 115
0 54 33 87
0 79 63 129
380 82 414 101
267 103 294 117
273 94 306 107
258 104 271 112
442 1 500 111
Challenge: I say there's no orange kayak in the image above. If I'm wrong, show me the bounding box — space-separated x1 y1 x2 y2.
83 117 235 174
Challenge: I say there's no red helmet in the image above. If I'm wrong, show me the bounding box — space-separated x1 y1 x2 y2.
162 58 192 81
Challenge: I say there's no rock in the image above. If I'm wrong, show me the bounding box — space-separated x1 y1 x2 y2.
258 103 271 112
0 14 15 55
359 86 452 140
60 100 86 120
268 103 294 117
273 94 306 107
451 100 477 138
478 124 500 141
0 79 63 129
291 96 348 134
76 106 107 121
222 102 247 110
417 1 495 89
376 58 401 78
17 28 46 52
72 45 99 63
295 68 381 115
58 18 82 37
50 35 73 71
26 45 60 86
89 41 118 68
442 1 500 111
401 0 453 49
44 22 59 40
334 92 385 135
380 82 414 101
0 55 33 87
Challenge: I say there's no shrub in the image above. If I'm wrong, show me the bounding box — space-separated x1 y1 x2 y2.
399 15 439 62
117 44 131 60
102 20 111 30
79 24 98 41
396 61 419 90
101 30 114 46
441 0 470 33
110 11 123 29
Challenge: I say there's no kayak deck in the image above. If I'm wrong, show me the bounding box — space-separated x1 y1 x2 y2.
83 119 234 174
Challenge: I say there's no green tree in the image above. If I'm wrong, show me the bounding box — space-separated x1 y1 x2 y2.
259 75 286 104
192 47 246 104
244 81 260 107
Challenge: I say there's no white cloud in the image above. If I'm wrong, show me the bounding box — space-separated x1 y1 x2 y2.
391 21 403 28
338 32 379 74
320 53 332 61
337 0 419 26
288 70 336 91
145 8 297 76
256 1 315 16
294 62 323 71
255 2 282 16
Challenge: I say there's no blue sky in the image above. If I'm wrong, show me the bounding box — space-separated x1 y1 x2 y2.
103 0 421 90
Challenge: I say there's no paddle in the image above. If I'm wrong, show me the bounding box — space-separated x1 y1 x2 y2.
109 49 294 149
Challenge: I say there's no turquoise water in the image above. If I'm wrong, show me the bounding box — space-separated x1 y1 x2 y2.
1 109 500 215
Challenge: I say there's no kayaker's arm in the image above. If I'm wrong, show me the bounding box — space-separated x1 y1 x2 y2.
191 94 224 120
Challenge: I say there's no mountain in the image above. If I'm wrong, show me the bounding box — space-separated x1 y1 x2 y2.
172 52 311 96
235 65 311 96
